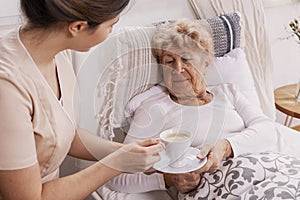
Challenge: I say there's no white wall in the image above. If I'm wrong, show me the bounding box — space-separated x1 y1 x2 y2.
115 0 195 28
0 0 20 21
0 0 19 17
0 0 21 34
265 1 300 88
264 1 300 125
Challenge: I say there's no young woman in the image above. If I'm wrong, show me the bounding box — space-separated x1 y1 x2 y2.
0 0 163 199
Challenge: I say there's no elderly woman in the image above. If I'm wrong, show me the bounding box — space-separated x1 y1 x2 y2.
96 18 285 199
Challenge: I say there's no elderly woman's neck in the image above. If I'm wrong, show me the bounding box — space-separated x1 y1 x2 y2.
170 92 212 106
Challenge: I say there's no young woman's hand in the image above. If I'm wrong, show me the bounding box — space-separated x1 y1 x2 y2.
100 138 163 173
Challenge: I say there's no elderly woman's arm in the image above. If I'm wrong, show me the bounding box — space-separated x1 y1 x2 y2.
106 172 167 193
224 84 277 156
197 84 277 173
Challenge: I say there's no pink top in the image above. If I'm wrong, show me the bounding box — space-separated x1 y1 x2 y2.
0 27 76 182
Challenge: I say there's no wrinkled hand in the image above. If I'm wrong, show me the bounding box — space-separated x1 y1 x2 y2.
163 172 201 194
100 138 163 173
196 139 233 173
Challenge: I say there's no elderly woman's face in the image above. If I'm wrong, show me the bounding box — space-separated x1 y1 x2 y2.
161 46 207 99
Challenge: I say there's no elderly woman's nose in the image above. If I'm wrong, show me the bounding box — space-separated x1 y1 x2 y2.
174 60 184 73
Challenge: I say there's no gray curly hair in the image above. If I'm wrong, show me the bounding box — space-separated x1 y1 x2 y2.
151 18 214 68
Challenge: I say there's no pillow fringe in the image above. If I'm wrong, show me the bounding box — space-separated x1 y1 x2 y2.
96 27 153 140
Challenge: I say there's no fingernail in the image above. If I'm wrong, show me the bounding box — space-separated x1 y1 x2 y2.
198 151 204 157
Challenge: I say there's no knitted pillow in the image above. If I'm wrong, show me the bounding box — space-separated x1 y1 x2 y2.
205 12 241 57
153 12 241 57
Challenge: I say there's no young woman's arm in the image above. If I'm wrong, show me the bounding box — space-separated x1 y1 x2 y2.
0 162 120 200
68 128 123 161
0 138 162 200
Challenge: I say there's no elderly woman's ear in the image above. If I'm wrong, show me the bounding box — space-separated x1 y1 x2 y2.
199 59 210 70
201 61 210 76
205 61 210 70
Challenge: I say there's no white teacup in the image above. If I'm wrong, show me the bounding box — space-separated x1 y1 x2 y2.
160 129 192 168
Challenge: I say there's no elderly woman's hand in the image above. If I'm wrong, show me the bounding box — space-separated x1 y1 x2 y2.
196 139 233 173
163 171 201 193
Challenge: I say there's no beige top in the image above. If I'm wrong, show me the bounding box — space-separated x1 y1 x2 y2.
0 27 76 182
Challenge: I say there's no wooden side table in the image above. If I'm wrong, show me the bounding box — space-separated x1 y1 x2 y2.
274 84 300 129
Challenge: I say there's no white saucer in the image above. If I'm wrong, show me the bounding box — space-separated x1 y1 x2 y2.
153 147 207 174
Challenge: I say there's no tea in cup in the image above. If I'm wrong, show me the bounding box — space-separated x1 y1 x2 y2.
160 129 192 168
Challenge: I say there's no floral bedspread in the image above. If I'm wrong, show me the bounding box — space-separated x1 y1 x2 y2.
180 152 300 200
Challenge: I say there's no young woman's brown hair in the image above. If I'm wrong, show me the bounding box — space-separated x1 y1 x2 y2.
21 0 130 29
